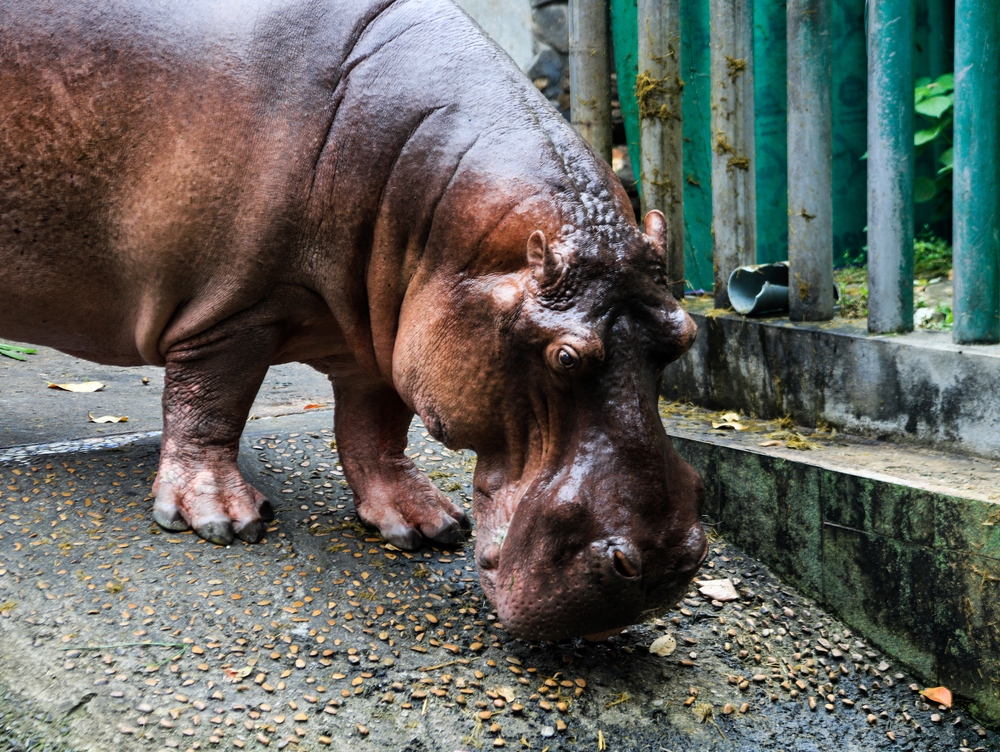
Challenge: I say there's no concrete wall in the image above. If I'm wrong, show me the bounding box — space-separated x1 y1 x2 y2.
664 299 1000 460
451 0 535 71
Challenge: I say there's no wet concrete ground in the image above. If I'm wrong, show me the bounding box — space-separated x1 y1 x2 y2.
0 401 997 752
0 345 332 449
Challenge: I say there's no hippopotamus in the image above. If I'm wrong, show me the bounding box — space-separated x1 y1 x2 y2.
0 0 706 639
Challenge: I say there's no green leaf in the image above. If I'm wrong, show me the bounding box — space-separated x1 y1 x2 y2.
916 94 953 119
915 121 946 146
934 72 955 92
0 342 37 361
937 147 954 175
914 176 938 203
914 78 932 102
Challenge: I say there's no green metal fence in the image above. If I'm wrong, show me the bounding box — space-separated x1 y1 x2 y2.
575 0 995 343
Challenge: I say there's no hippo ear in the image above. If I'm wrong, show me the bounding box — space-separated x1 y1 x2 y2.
643 210 668 253
526 230 564 287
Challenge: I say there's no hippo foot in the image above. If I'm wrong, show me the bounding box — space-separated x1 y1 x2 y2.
152 458 274 546
353 462 471 551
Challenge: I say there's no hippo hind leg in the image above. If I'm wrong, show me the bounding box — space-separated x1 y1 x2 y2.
330 372 470 550
153 318 280 546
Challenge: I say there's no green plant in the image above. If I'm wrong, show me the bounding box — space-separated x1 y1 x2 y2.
913 73 954 211
913 229 952 279
0 342 36 361
835 231 952 320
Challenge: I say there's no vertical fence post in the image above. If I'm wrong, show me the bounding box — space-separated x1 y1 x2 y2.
569 0 613 162
638 0 685 300
754 0 789 265
711 0 756 309
953 0 1000 344
832 0 868 268
787 0 834 321
866 0 914 334
681 0 715 291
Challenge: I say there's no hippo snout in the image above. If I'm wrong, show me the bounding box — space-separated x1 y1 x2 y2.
673 306 699 355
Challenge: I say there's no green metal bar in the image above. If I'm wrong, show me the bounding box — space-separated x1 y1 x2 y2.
866 0 914 334
753 0 788 265
952 0 1000 344
831 0 868 267
569 0 613 161
638 0 685 300
609 0 642 183
680 0 714 291
710 0 756 309
787 0 834 321
610 0 714 292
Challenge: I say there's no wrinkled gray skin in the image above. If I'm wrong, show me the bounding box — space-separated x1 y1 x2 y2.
0 0 706 639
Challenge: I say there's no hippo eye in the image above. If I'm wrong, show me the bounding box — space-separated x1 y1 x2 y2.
557 347 578 369
546 340 598 374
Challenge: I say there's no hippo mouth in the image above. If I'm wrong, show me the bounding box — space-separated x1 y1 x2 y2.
474 514 709 641
583 626 628 642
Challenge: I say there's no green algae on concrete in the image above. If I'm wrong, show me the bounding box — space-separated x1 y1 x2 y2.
821 527 939 681
683 441 824 600
937 551 1000 722
666 421 1000 724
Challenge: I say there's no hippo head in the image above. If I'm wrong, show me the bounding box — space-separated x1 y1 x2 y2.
392 204 706 641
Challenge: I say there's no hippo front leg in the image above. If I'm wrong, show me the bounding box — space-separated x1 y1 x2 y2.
332 373 470 550
152 323 279 546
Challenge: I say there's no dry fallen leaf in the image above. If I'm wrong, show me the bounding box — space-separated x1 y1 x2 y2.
719 412 741 422
495 686 516 703
224 666 254 682
712 421 746 431
48 382 104 393
88 412 128 424
758 440 783 447
303 403 327 410
649 633 677 656
697 578 739 602
694 702 714 723
920 686 952 708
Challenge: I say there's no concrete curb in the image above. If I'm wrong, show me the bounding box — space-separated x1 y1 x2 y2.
665 300 1000 460
667 422 1000 724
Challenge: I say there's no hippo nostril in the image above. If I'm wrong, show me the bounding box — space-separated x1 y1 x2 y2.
476 543 501 571
612 548 639 578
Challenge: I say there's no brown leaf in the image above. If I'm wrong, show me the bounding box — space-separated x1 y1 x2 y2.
88 412 128 424
694 702 714 723
649 633 677 656
697 578 739 602
712 421 746 431
49 382 104 393
920 686 952 708
227 666 253 682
